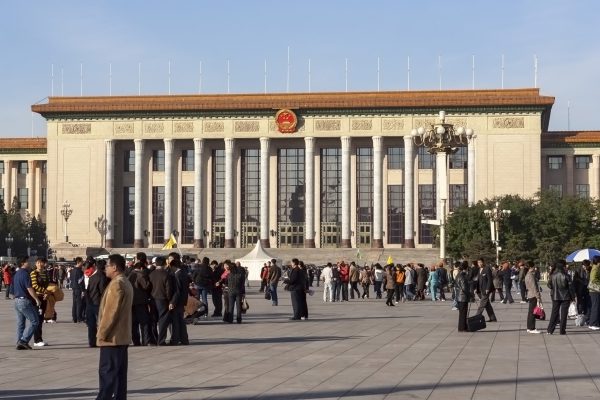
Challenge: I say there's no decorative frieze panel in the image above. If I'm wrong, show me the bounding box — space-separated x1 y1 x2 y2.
62 123 91 135
204 121 224 133
447 118 467 127
413 117 468 129
351 119 373 131
174 121 194 133
234 121 260 133
144 122 164 134
492 117 525 129
315 119 341 131
382 119 404 131
114 122 134 134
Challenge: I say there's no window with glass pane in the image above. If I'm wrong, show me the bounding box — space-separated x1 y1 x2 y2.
548 156 563 170
241 149 261 247
122 187 135 244
387 185 404 244
212 150 225 224
576 184 590 199
387 147 404 170
18 188 28 209
418 147 436 169
152 150 165 171
320 148 341 223
18 161 28 174
181 187 194 244
449 184 468 211
41 188 47 209
41 161 47 174
357 148 373 223
449 147 468 169
575 155 591 169
0 161 4 174
278 148 305 223
182 150 194 171
548 184 563 197
0 188 4 206
418 184 436 244
152 186 165 243
124 150 135 172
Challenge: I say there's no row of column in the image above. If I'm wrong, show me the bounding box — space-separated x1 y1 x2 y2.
104 136 477 249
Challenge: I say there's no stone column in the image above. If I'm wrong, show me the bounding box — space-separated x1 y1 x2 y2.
259 137 271 248
436 151 448 220
164 138 174 241
403 136 415 248
304 137 316 248
593 154 600 199
27 161 35 218
193 138 205 248
467 139 476 206
133 139 145 248
10 163 17 210
566 154 574 196
35 162 42 217
224 138 235 248
372 136 384 248
2 161 10 211
341 136 352 248
105 140 115 248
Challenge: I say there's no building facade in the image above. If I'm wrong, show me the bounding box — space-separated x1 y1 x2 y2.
30 88 571 249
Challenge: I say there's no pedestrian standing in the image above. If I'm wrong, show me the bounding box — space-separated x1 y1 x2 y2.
268 259 282 306
30 257 50 346
587 256 600 330
546 260 575 335
524 262 542 334
475 258 497 322
13 256 41 350
287 258 307 320
455 261 471 332
86 261 107 347
383 265 396 306
96 254 133 400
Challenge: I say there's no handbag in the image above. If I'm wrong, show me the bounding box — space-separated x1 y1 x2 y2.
264 288 272 300
533 303 546 320
568 301 577 319
588 280 600 292
466 303 486 332
241 297 249 314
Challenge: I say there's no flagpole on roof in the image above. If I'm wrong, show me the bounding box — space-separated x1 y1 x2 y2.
407 56 410 91
286 46 290 93
501 54 505 89
51 64 54 97
345 58 348 92
308 58 311 93
264 59 267 94
168 60 171 95
472 55 475 90
138 62 141 95
198 61 202 94
377 56 380 92
109 63 112 96
80 63 83 96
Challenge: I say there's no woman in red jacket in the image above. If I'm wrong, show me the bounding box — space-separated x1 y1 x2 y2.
3 264 13 299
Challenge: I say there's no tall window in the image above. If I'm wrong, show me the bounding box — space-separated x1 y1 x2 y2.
241 149 260 222
548 156 563 170
387 147 404 170
575 155 591 169
418 184 436 244
449 184 468 211
124 150 135 172
387 185 404 244
152 186 165 243
0 161 4 174
212 150 225 224
152 150 165 171
278 148 305 247
0 188 4 206
418 147 435 169
41 161 47 174
18 161 28 175
548 184 563 197
41 188 47 209
122 187 135 244
356 148 373 223
576 184 590 199
449 147 468 169
182 150 194 171
320 148 341 223
18 188 28 209
181 187 194 244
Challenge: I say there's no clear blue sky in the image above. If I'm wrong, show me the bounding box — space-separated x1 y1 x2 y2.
2 0 598 136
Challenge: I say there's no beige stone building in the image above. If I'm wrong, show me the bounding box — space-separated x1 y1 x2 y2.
27 88 593 250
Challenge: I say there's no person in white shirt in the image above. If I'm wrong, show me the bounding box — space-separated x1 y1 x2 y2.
321 263 333 302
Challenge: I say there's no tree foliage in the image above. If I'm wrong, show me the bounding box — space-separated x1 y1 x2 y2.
446 191 600 264
0 196 48 257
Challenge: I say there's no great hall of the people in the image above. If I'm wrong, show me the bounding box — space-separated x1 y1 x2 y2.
0 88 592 250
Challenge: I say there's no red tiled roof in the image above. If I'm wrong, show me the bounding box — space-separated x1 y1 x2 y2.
32 88 555 114
0 138 47 149
542 131 600 143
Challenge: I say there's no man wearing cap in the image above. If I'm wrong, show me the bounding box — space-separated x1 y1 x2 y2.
96 254 133 400
13 256 41 350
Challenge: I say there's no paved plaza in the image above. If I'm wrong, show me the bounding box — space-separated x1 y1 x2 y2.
1 285 600 400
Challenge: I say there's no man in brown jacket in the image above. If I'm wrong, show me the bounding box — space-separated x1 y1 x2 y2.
96 254 133 400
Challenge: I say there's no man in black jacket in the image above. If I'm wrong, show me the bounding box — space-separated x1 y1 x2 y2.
168 253 189 345
71 257 85 323
547 260 576 335
287 258 308 320
149 257 174 346
85 262 107 347
211 260 224 317
192 257 213 317
475 258 497 322
128 261 152 346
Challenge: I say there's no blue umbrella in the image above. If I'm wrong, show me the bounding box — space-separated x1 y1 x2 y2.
566 248 600 262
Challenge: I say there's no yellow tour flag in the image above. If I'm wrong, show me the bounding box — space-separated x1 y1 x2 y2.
162 233 178 250
386 255 393 265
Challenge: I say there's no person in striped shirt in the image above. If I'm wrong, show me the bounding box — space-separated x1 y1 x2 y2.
30 257 50 347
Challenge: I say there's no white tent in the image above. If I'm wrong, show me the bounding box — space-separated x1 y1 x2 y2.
236 241 282 280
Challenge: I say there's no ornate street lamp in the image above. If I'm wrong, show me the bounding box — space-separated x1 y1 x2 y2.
484 202 511 266
60 200 73 242
411 111 475 260
25 233 33 257
6 233 13 258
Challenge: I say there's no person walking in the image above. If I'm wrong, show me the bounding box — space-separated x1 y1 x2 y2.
13 256 41 350
168 253 189 345
491 265 504 302
427 265 440 301
394 265 405 303
321 263 333 302
500 261 514 304
475 258 497 322
30 257 50 347
86 262 107 347
339 262 350 301
546 260 575 335
96 254 134 400
587 256 600 330
148 256 174 346
71 257 86 323
416 264 427 301
373 264 384 299
192 257 213 317
268 259 282 306
524 263 542 334
360 265 372 299
128 261 152 346
455 261 471 332
3 263 13 299
382 265 396 306
226 262 246 324
349 262 361 300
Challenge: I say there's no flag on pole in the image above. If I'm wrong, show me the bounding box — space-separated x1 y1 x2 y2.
162 233 178 250
386 255 393 265
356 248 362 260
